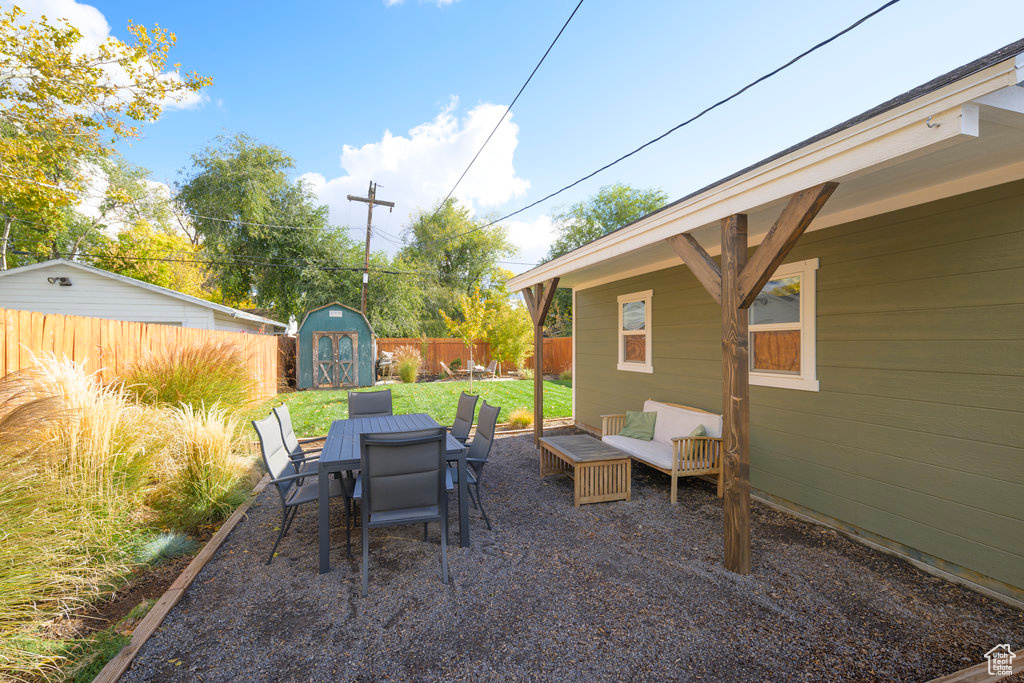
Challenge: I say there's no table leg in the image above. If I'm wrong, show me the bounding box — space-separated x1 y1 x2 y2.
318 464 330 573
458 452 470 547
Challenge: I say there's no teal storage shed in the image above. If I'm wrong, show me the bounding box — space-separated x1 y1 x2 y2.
297 302 376 389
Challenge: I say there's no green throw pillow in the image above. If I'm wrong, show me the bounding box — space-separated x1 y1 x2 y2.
686 424 707 459
619 410 657 440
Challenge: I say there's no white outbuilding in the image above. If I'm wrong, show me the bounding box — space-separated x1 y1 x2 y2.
0 259 285 333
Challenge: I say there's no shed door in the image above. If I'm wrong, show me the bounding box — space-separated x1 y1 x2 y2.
312 331 358 388
313 333 336 388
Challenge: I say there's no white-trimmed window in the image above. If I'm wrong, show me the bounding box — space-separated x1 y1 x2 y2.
748 258 818 391
617 289 652 373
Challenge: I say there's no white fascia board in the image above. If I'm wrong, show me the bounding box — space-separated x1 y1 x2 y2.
508 56 1019 292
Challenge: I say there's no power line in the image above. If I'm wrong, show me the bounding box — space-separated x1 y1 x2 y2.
410 0 903 249
436 0 584 212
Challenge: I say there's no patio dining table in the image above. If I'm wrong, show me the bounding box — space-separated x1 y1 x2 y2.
317 413 470 573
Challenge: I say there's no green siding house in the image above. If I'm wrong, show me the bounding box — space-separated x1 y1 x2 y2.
510 41 1024 605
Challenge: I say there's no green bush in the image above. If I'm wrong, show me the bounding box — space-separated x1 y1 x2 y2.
450 357 462 371
135 532 199 565
394 345 421 384
518 368 534 381
121 339 256 411
559 369 572 381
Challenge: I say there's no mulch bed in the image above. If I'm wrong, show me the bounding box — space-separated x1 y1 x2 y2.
121 431 1023 682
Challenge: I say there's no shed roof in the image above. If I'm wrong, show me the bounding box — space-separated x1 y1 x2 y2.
297 301 375 337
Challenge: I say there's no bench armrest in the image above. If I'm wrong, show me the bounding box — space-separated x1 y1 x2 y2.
670 435 723 472
600 414 626 437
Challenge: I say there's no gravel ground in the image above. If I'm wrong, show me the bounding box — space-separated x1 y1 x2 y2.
124 431 1023 682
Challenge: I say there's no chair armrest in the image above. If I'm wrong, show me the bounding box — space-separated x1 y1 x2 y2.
670 436 723 472
271 470 318 485
291 454 321 463
299 446 324 455
601 414 626 437
297 436 325 444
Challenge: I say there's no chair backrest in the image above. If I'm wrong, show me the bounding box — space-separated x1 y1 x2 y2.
272 404 302 458
485 359 497 373
467 401 500 462
439 361 455 379
450 391 479 441
360 428 445 517
349 389 393 418
253 414 298 502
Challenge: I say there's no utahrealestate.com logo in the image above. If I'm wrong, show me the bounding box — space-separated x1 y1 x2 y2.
984 644 1016 676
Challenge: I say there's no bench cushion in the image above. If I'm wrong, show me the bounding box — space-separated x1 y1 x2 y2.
602 434 673 470
644 399 723 444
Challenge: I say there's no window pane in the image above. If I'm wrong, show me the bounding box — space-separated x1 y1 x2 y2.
623 334 646 363
622 300 646 331
749 276 800 324
751 330 800 373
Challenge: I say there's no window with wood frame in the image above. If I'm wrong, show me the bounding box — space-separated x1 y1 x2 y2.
748 258 819 391
617 290 652 373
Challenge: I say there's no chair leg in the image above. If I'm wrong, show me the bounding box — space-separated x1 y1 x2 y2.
423 522 429 542
344 497 352 556
361 524 370 597
467 483 480 510
267 507 292 565
475 480 492 530
441 509 449 585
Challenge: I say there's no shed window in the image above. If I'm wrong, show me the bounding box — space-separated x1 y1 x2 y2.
749 258 818 391
617 290 652 373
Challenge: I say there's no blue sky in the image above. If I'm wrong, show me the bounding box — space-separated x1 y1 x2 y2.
20 0 1024 270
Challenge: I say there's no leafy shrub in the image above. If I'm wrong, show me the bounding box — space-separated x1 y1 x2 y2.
559 369 572 381
393 345 421 384
507 408 533 429
518 368 534 381
450 357 462 371
121 339 255 411
150 404 253 532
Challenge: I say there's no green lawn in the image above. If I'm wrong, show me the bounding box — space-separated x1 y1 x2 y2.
254 379 572 437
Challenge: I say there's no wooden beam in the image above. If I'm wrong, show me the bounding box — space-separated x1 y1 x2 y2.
720 213 751 575
738 182 837 308
519 278 559 446
667 233 722 304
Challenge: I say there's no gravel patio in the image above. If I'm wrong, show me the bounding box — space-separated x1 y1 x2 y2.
123 431 1023 681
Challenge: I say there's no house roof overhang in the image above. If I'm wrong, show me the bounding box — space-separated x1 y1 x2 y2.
508 40 1024 292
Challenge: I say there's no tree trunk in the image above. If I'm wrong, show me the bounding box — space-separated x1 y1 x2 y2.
1 215 12 271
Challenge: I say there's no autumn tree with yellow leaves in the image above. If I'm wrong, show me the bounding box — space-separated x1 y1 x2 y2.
0 5 210 268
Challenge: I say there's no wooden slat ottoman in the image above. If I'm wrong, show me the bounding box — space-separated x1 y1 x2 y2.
539 435 631 506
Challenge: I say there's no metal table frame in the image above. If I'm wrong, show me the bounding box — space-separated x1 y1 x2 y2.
317 413 470 573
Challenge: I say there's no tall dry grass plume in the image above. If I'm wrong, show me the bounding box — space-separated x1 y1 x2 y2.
121 339 256 410
393 345 422 384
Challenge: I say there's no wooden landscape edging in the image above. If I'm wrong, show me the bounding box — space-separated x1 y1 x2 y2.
929 651 1022 682
93 473 271 683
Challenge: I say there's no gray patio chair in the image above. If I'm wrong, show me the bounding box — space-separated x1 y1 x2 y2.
252 415 354 564
480 359 498 379
273 404 322 475
356 427 452 596
449 391 479 445
349 389 393 418
449 401 499 530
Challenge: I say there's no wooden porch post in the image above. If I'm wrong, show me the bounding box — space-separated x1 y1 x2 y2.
667 182 837 574
522 278 559 447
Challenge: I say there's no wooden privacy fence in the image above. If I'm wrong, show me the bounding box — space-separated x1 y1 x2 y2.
376 337 572 375
0 308 279 401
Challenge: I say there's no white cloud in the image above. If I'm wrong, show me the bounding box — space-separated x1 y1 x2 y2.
301 97 531 230
14 0 206 111
505 215 556 273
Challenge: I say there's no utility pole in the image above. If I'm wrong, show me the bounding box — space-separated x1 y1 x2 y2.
347 181 394 314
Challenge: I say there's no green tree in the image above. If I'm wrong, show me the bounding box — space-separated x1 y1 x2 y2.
401 198 516 334
439 287 491 390
176 134 356 320
91 221 210 298
0 5 209 266
543 183 668 328
486 277 534 374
